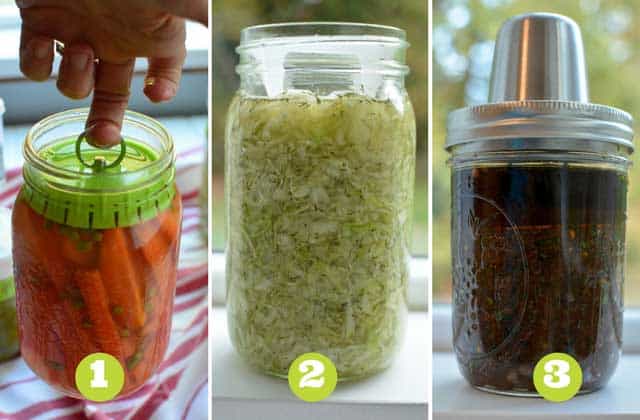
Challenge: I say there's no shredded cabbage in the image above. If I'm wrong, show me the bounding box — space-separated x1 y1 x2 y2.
225 91 416 380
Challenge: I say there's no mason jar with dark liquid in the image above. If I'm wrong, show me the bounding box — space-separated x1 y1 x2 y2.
450 150 629 395
446 13 634 396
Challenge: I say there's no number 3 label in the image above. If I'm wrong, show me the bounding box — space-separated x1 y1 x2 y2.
543 359 570 389
288 353 338 402
75 353 125 401
534 353 583 402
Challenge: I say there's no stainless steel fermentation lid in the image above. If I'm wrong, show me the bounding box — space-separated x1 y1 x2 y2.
445 13 634 155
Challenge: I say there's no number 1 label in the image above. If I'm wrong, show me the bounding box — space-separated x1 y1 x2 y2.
89 359 109 388
75 353 125 401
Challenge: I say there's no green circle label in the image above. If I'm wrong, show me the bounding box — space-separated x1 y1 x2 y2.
533 352 583 402
288 352 338 402
75 353 125 401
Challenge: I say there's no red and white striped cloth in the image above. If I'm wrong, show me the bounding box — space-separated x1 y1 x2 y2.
0 147 209 420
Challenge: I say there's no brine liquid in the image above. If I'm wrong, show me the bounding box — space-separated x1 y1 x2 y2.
452 165 626 394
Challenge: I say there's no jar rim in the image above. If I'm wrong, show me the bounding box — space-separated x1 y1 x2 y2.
238 21 408 50
445 100 634 156
21 108 177 229
24 108 174 188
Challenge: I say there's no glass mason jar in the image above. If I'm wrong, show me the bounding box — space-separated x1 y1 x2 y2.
225 23 416 380
13 109 182 398
0 207 18 361
447 102 633 395
0 98 6 185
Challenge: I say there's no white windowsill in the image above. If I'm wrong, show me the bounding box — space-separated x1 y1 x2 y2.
432 304 640 419
212 306 429 420
434 352 640 420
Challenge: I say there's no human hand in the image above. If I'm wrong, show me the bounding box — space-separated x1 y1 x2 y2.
17 0 207 146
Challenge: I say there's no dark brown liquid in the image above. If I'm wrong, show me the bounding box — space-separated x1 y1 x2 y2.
451 165 627 393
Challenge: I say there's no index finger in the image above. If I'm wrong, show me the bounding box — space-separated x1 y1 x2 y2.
157 0 208 26
86 59 135 148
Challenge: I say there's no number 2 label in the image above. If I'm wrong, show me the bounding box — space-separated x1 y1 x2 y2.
288 352 338 402
299 359 325 389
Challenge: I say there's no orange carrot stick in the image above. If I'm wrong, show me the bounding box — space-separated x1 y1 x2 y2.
75 269 124 361
99 229 146 330
16 264 66 386
125 242 177 387
129 201 180 331
12 199 53 265
49 304 87 391
13 202 97 391
60 230 98 267
14 202 93 342
130 202 181 267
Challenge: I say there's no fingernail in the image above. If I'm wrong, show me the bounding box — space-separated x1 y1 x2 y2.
31 41 49 60
162 84 177 99
87 122 122 147
70 53 89 71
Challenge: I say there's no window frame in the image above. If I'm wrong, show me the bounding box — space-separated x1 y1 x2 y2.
0 4 208 123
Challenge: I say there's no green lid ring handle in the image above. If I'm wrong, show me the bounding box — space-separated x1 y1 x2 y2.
75 131 127 172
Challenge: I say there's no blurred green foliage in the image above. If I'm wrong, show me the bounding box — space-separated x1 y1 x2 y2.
212 0 428 254
434 0 640 302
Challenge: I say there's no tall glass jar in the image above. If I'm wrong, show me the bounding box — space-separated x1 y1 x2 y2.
0 207 18 361
0 98 6 185
447 12 634 397
225 23 416 380
13 109 182 399
448 144 630 395
448 104 633 396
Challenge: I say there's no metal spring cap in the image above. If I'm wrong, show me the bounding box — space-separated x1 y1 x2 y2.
446 13 634 155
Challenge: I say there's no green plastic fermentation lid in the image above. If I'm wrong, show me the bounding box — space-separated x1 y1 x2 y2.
22 109 176 230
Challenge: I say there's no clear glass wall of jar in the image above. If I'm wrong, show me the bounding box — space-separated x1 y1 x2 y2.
447 103 633 396
0 207 18 362
225 23 416 380
13 109 182 399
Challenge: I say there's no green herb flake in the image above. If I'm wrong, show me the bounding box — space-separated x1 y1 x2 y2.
46 360 65 371
74 240 91 252
126 351 143 370
71 297 85 309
